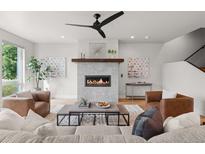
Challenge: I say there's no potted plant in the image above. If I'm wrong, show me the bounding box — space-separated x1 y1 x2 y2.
27 56 52 91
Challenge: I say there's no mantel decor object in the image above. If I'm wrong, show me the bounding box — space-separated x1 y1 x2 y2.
79 97 91 108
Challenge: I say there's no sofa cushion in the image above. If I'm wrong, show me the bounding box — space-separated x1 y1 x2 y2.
42 135 80 143
132 107 163 140
75 126 121 135
35 101 49 109
120 126 132 135
0 109 25 130
149 125 205 143
163 112 200 132
123 135 147 143
78 135 147 143
56 126 77 136
34 122 57 137
22 110 49 131
0 129 41 143
34 101 49 117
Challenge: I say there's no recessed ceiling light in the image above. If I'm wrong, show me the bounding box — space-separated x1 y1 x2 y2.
130 36 135 39
60 35 65 39
145 35 149 39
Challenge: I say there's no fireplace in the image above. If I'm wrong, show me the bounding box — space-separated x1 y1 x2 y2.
85 75 111 87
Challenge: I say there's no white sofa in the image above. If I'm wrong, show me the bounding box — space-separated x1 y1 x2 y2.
0 125 205 143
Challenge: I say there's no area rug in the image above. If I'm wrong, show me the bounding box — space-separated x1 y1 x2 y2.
46 105 144 126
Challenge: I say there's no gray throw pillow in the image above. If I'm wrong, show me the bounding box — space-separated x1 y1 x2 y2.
132 107 163 140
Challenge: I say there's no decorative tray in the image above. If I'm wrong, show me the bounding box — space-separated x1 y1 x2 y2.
96 102 111 109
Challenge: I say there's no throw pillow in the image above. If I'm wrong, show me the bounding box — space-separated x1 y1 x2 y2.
132 107 163 140
162 89 177 99
132 108 163 140
34 122 57 137
163 112 200 132
22 110 49 131
0 108 25 130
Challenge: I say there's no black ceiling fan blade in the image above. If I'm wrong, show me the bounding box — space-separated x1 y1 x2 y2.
97 29 106 38
65 23 93 28
100 11 124 27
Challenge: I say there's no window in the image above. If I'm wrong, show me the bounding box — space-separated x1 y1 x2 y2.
2 42 25 97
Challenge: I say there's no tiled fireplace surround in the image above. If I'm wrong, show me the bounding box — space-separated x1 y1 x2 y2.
77 62 119 103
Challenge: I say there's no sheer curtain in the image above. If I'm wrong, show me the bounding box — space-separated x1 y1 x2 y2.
17 47 25 92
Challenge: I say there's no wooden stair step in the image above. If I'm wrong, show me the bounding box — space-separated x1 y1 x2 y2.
200 67 205 72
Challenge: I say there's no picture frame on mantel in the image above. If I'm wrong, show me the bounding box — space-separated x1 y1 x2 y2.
89 43 106 58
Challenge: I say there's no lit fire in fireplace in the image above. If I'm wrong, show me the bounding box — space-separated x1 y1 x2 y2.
85 75 111 87
87 78 109 86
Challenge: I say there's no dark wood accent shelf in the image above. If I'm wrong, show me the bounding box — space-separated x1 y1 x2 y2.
71 58 124 63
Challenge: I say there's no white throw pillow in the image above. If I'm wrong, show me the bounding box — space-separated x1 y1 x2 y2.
163 116 173 127
0 109 25 130
163 112 200 132
22 110 49 131
162 89 177 99
34 122 57 137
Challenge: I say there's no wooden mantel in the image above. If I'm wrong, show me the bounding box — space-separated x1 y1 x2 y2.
71 58 124 63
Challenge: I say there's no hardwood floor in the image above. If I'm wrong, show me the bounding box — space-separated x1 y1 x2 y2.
118 98 146 109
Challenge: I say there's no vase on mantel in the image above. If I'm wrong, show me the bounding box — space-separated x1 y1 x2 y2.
107 49 117 58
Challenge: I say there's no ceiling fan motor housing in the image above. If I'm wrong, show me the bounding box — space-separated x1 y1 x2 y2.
93 13 101 19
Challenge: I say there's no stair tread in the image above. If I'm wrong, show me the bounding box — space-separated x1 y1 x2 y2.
200 67 205 72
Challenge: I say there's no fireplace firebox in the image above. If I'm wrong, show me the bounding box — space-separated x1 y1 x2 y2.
85 75 111 87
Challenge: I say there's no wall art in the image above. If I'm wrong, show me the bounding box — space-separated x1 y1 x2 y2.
128 57 150 78
41 57 66 78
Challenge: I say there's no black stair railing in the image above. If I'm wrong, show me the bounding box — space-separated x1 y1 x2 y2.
185 44 205 72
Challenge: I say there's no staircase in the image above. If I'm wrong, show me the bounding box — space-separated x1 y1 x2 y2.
185 44 205 72
200 67 205 72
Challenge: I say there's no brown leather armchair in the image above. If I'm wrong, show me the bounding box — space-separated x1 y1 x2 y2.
3 91 50 117
145 91 194 121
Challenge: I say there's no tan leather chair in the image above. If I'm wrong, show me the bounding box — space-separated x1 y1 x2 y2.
3 91 50 117
145 91 194 121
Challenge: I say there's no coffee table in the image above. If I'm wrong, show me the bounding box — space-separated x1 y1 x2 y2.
57 103 129 126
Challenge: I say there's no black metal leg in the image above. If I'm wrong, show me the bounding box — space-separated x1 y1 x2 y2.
105 113 109 125
78 114 80 126
79 113 83 125
68 113 71 126
118 113 120 126
57 115 59 126
93 114 96 125
127 114 130 126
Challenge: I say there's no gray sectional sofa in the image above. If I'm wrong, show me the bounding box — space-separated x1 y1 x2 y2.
0 125 205 143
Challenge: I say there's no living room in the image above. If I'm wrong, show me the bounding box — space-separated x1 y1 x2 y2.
1 2 205 150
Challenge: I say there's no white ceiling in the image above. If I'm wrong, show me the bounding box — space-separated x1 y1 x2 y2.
0 11 205 43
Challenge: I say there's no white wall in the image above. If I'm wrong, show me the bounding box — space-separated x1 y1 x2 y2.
0 28 34 105
32 29 205 100
162 61 205 115
34 43 78 99
78 39 119 58
158 28 205 64
118 43 163 98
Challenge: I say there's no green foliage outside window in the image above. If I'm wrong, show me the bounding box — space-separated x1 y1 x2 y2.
2 44 17 80
2 84 18 97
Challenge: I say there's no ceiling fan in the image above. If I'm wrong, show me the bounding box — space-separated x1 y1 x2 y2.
65 11 124 38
